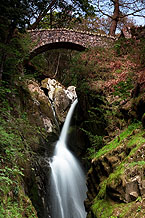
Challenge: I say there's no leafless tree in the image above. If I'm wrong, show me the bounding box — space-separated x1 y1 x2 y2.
93 0 145 35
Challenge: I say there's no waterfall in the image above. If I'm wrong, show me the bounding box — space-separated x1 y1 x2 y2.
50 100 60 132
50 99 87 218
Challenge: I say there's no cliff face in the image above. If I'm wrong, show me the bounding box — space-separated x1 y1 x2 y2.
21 78 77 217
1 38 145 218
81 75 145 218
85 123 145 218
20 56 145 218
0 77 77 218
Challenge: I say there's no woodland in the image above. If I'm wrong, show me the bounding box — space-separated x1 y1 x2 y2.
0 0 145 218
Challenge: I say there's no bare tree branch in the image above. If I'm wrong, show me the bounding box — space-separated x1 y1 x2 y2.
120 8 145 18
94 0 145 35
97 0 113 19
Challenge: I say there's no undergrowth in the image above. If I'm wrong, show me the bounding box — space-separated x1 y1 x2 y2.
0 83 38 217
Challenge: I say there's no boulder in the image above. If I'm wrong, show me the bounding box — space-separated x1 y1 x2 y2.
41 78 77 123
86 141 145 216
26 80 54 133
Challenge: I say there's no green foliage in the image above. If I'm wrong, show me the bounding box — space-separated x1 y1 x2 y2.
38 0 94 29
90 120 145 217
138 38 145 67
114 42 121 55
114 38 135 56
0 33 31 80
39 11 75 29
127 129 145 150
0 196 37 218
136 206 142 212
31 49 80 85
0 84 38 217
92 198 144 218
92 199 114 218
114 38 145 67
113 78 133 99
136 196 142 202
78 91 108 159
82 128 103 159
69 47 113 87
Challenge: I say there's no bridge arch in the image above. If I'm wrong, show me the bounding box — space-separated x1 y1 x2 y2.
28 29 115 59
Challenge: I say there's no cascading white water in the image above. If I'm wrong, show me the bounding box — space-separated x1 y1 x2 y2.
50 99 87 218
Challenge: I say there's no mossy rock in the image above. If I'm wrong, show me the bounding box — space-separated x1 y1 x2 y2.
86 122 145 218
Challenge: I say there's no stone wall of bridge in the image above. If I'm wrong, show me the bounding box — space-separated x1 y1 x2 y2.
28 28 116 57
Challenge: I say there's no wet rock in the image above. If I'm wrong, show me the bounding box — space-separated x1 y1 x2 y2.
129 191 139 201
136 95 145 120
54 87 70 122
32 156 51 218
41 78 77 123
26 80 54 133
66 86 77 100
41 78 63 100
125 178 140 202
120 100 133 119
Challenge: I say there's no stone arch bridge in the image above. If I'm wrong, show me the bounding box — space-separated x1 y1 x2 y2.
28 28 116 59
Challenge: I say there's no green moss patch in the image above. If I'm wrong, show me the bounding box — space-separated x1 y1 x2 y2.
94 122 142 160
92 197 145 218
90 122 145 218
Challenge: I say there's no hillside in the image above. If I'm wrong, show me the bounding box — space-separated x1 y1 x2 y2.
74 37 145 218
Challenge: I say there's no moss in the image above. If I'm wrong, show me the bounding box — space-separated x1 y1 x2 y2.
94 122 141 160
90 121 145 218
91 197 145 218
107 164 124 185
97 180 107 199
128 161 145 169
92 199 114 218
127 131 145 149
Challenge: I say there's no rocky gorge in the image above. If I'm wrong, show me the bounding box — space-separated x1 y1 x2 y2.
21 78 79 218
0 34 145 218
21 71 145 218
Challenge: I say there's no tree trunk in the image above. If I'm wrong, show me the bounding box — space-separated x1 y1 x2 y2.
50 9 53 29
109 0 120 36
29 0 57 30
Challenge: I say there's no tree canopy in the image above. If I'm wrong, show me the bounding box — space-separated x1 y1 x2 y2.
0 0 94 80
0 0 94 32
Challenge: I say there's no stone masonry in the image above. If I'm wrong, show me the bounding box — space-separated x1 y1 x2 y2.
28 28 116 58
